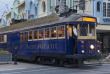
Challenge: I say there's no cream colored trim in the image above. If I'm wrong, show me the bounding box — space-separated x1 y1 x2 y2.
58 37 65 39
44 38 50 40
38 39 43 40
88 24 89 36
33 39 38 41
78 36 96 40
51 37 57 39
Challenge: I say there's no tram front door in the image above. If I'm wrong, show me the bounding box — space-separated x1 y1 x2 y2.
67 25 77 55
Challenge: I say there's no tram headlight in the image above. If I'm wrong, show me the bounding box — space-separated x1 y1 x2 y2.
90 45 94 49
97 50 100 53
82 50 84 53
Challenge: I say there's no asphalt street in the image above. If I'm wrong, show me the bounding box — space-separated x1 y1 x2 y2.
0 63 110 74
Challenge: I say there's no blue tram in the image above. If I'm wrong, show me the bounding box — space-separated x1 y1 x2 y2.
0 13 101 65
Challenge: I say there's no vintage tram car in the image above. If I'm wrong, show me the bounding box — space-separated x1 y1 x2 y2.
0 13 101 65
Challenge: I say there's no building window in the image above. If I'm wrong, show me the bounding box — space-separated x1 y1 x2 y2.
79 0 85 10
35 7 37 16
107 3 110 17
44 28 50 39
97 1 101 12
28 31 33 41
33 30 38 40
51 27 57 39
103 2 106 17
38 29 43 40
58 25 65 38
42 1 46 12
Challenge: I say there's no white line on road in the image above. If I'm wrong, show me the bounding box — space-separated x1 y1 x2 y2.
1 67 60 74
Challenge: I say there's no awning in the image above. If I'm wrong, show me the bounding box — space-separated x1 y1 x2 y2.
96 25 110 33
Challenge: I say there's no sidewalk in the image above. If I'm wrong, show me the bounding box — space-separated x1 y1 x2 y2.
84 59 110 64
0 61 44 71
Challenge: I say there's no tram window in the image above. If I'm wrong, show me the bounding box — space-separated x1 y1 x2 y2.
38 29 43 40
33 30 38 40
1 36 4 42
28 31 33 41
0 35 3 42
23 33 25 41
51 27 57 39
80 24 88 36
58 25 65 38
89 25 95 36
44 28 50 39
20 33 23 42
4 35 7 42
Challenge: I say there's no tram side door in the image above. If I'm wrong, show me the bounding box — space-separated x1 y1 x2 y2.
67 25 74 55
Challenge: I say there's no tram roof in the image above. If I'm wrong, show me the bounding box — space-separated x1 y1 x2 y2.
0 13 96 34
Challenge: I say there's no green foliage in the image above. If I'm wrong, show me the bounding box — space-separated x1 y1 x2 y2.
0 50 10 54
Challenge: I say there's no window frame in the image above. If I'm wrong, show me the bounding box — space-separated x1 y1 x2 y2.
42 1 46 12
50 26 57 39
38 29 44 40
97 1 101 12
58 25 65 39
44 28 50 40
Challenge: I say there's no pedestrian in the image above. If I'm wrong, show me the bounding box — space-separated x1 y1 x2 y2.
106 53 110 61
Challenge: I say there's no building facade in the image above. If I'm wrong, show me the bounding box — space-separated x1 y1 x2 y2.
11 0 20 19
38 0 74 18
0 18 2 28
6 11 11 26
18 0 26 19
25 0 39 20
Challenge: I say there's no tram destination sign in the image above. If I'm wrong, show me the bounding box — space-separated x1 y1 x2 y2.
0 13 59 32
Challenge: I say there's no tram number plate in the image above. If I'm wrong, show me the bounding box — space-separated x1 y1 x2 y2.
89 50 94 53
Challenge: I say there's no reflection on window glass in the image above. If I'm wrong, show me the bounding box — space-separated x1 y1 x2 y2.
51 27 57 38
34 30 38 40
45 28 50 39
58 25 65 38
89 25 95 36
28 31 32 40
80 24 88 36
23 33 25 41
20 33 23 42
39 29 43 39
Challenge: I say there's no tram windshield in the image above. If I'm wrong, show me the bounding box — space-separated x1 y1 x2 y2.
78 24 96 39
80 24 88 36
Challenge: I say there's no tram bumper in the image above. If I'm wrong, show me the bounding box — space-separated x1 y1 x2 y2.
66 54 101 60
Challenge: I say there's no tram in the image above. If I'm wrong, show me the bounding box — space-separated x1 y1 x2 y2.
0 13 101 65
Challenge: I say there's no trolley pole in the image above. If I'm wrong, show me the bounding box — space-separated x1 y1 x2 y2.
14 46 18 65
